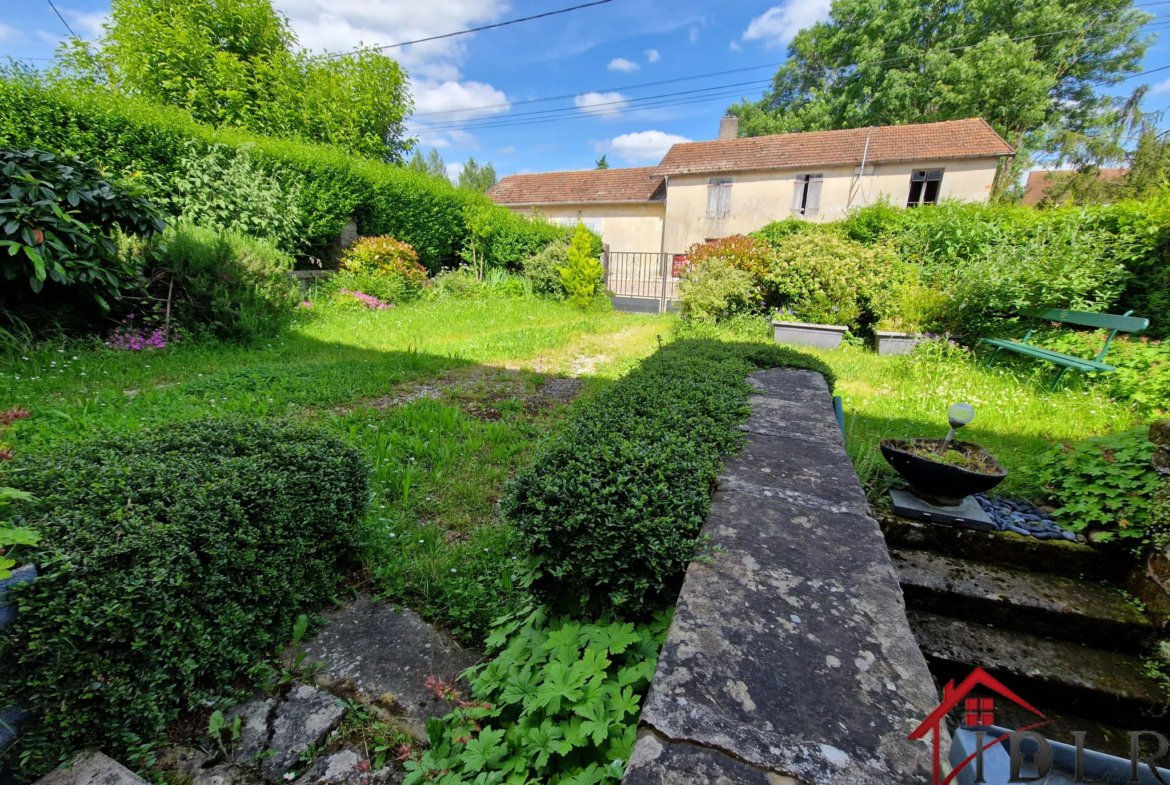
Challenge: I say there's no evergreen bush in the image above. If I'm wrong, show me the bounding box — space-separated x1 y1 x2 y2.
0 417 369 778
558 225 603 309
503 339 834 618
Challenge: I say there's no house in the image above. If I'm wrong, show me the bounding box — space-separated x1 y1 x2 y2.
1021 168 1130 207
487 117 1014 254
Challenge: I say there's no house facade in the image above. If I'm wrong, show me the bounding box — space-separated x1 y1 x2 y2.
487 117 1014 254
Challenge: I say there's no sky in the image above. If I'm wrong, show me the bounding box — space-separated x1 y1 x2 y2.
3 0 1170 179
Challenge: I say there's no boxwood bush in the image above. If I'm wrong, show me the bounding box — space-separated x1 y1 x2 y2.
503 339 834 618
0 418 369 778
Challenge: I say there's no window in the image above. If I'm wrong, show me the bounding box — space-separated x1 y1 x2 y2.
907 170 943 207
791 174 823 217
706 178 732 218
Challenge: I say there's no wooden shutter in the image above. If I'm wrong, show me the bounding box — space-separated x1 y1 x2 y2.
707 182 719 218
792 176 806 214
805 175 823 217
719 182 732 217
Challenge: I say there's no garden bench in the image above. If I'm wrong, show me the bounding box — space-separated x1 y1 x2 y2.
981 307 1148 391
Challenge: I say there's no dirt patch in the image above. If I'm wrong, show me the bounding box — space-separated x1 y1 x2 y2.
355 366 583 420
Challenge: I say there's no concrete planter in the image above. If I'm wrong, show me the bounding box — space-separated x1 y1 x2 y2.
875 329 922 355
772 320 848 350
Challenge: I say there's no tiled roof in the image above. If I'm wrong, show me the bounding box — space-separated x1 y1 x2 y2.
656 118 1013 176
1021 168 1129 207
487 167 665 205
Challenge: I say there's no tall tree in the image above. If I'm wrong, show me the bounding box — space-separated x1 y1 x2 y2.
458 157 498 192
56 0 413 162
408 148 450 180
595 154 609 170
730 0 1152 191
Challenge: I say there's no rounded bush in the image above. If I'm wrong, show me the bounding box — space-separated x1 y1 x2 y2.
0 418 370 778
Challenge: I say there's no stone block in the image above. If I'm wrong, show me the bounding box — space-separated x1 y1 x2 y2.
260 684 346 781
226 696 279 764
34 751 148 785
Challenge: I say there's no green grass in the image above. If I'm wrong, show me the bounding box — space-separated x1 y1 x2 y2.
1 297 670 640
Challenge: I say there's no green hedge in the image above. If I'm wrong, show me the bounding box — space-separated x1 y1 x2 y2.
0 418 369 778
0 75 566 270
502 339 834 618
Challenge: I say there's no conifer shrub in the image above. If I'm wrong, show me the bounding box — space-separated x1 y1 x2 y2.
503 339 834 618
0 418 369 778
558 224 604 309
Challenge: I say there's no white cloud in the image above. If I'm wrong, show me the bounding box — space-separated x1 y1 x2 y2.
608 57 639 72
411 78 509 120
729 40 743 52
446 162 463 181
689 27 699 43
604 130 692 163
0 23 18 41
64 10 107 39
575 91 629 116
1151 77 1170 95
743 0 833 47
644 48 661 63
498 145 516 154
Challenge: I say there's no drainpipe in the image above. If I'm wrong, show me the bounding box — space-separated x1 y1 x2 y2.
659 175 669 255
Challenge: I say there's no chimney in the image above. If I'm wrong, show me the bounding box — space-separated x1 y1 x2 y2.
718 115 739 141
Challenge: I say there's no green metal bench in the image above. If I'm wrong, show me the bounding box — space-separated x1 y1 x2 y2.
980 307 1149 391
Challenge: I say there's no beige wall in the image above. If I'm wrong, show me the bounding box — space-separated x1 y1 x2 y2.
661 157 1000 253
510 202 665 253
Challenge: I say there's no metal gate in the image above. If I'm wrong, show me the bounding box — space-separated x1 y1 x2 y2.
601 250 684 314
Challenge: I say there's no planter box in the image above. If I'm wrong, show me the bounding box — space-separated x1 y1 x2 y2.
875 329 922 355
772 320 848 350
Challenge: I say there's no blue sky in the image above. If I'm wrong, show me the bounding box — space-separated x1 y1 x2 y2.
4 0 1170 179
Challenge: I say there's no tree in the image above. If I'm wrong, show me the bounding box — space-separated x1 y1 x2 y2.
558 223 603 309
458 157 498 192
730 0 1151 193
408 148 450 180
595 154 609 170
56 0 413 162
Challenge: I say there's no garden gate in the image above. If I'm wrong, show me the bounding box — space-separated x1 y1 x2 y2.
601 249 684 314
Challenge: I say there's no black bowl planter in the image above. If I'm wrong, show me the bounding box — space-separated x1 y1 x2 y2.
880 438 1008 506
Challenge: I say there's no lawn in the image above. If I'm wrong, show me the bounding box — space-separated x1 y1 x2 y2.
3 304 1144 638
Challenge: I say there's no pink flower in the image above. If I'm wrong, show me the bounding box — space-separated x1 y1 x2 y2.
339 289 394 310
296 301 314 309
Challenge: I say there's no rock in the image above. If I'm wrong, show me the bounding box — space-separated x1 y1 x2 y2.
1062 531 1077 541
155 749 260 785
226 696 278 764
260 684 346 781
293 595 482 739
0 563 36 630
1149 420 1170 446
34 752 148 785
297 747 401 785
1006 524 1030 536
1039 505 1058 514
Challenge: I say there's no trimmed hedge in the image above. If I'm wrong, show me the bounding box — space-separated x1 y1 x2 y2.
0 418 369 778
502 339 834 618
0 75 566 270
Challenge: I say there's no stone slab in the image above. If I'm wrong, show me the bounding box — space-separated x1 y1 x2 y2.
261 683 346 780
35 752 148 785
909 611 1164 724
624 368 939 785
893 549 1153 653
889 490 997 532
296 595 483 738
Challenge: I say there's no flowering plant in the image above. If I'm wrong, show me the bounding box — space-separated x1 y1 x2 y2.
340 236 428 283
339 289 394 310
104 312 183 351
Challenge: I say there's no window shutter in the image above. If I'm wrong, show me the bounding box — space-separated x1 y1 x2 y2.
805 175 823 217
792 176 806 214
706 183 719 218
719 182 732 217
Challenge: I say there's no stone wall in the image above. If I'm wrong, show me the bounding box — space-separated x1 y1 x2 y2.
622 369 939 785
1130 421 1170 622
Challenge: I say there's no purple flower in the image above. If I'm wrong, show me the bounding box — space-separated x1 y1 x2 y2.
340 289 394 310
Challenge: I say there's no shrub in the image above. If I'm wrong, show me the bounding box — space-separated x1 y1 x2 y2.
0 147 164 303
749 218 818 248
1035 426 1160 544
1 407 37 581
678 257 760 321
1032 329 1170 414
150 142 303 251
403 607 669 785
157 223 298 341
0 417 369 778
761 232 899 329
522 239 569 299
0 75 566 270
461 203 577 277
333 236 428 305
428 266 486 300
559 224 603 309
683 234 773 278
503 339 834 618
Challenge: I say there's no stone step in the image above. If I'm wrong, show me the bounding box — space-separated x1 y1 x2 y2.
908 611 1167 727
893 548 1155 654
879 513 1132 582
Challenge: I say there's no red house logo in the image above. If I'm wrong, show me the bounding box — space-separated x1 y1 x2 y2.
909 668 1048 785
